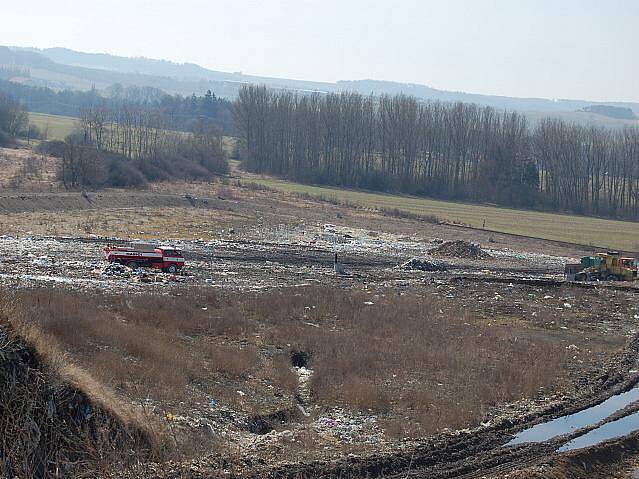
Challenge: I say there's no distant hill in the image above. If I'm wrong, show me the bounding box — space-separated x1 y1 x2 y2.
2 46 639 126
582 105 637 120
0 46 245 97
9 46 332 96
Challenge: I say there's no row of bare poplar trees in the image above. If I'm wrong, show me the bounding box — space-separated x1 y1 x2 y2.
234 85 639 217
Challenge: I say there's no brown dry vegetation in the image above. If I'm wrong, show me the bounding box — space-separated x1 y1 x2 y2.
0 315 159 478
4 289 279 404
0 204 243 239
0 146 58 191
2 285 574 444
246 287 570 437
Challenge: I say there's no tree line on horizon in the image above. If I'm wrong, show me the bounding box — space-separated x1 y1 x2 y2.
4 79 639 218
0 78 236 135
234 85 639 219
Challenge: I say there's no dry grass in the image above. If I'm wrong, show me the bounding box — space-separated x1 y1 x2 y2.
7 289 266 401
0 305 160 477
3 285 574 444
0 206 242 239
0 147 59 191
246 287 569 437
206 344 261 378
237 180 445 225
380 206 442 224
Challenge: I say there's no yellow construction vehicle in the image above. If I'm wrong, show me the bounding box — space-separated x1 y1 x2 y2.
570 251 638 281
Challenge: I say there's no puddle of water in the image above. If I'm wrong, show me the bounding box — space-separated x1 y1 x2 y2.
506 386 639 446
558 410 639 452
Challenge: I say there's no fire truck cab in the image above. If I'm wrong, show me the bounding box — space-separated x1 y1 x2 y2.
105 243 185 274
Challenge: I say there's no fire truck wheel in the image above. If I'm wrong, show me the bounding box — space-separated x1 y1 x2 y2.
166 264 177 274
126 261 138 269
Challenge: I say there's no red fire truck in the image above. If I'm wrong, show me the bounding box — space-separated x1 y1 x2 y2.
104 243 185 273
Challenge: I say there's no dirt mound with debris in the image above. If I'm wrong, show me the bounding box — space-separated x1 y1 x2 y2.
430 240 491 259
0 320 157 477
505 431 639 478
402 258 448 272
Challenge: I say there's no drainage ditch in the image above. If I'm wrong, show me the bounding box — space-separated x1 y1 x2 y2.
247 350 314 435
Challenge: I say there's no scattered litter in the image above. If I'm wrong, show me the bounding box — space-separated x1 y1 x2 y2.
101 262 131 277
32 256 53 267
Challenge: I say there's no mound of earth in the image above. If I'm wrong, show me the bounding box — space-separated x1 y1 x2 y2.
402 258 448 272
429 240 491 259
0 321 155 477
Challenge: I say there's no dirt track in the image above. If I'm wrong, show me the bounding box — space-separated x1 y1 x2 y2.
0 190 221 212
0 232 569 293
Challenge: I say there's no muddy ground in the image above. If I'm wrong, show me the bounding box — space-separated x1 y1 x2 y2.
3 184 639 478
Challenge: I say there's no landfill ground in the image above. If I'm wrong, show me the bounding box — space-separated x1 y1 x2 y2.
4 180 639 478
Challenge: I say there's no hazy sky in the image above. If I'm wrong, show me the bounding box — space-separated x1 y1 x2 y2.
2 0 638 101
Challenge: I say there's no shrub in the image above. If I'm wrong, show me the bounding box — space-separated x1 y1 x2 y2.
105 154 147 188
0 129 15 147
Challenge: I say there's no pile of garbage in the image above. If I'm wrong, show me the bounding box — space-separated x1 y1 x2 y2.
401 258 448 272
429 240 491 260
32 255 54 267
101 262 132 277
311 409 383 445
100 263 184 284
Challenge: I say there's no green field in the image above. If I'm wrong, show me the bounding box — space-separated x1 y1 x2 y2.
28 112 238 149
244 176 639 252
28 112 78 140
